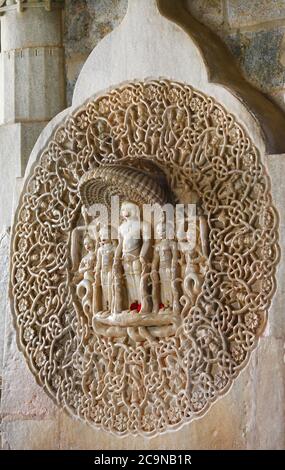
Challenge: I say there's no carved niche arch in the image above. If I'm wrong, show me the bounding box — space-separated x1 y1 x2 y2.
10 80 278 436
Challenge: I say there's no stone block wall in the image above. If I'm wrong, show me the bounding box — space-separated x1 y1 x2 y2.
64 0 285 110
64 0 128 105
1 0 285 450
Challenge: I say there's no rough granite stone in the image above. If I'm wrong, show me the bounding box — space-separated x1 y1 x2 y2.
63 1 285 109
64 0 127 105
271 89 285 111
224 29 285 92
226 0 285 28
186 0 224 29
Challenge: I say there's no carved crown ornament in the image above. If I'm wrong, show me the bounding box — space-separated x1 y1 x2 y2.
10 80 279 436
0 0 64 15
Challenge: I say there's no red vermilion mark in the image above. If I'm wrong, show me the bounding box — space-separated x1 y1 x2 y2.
130 301 141 312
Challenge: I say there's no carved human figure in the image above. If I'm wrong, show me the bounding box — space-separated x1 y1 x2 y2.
151 220 181 314
163 107 188 147
95 119 114 158
111 255 125 314
71 205 100 272
115 201 152 313
197 206 210 259
179 226 204 306
76 234 96 324
95 224 116 312
115 110 129 157
134 103 149 142
125 103 149 146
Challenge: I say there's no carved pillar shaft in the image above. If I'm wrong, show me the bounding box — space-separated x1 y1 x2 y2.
0 1 65 124
0 1 65 230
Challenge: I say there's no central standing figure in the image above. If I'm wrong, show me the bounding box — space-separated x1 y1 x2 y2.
114 201 152 313
78 164 170 316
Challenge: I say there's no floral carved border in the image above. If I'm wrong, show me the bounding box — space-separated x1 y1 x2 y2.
10 80 279 435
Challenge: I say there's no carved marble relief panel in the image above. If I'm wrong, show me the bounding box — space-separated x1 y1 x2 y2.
10 80 278 435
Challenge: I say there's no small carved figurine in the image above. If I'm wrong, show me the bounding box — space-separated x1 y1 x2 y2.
151 220 181 314
76 234 96 324
95 224 116 312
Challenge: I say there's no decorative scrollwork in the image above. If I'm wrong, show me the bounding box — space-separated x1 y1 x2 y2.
10 80 279 436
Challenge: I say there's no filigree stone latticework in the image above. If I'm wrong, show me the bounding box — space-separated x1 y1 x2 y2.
10 80 278 436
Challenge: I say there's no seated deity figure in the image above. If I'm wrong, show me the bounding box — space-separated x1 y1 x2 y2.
114 201 152 313
95 224 117 313
76 234 96 325
151 219 181 314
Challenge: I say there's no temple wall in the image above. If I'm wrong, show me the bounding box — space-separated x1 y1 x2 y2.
0 0 285 450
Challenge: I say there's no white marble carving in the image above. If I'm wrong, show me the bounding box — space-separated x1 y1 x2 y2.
10 80 278 435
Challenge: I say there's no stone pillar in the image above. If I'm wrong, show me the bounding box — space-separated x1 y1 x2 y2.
0 1 65 124
0 0 65 229
0 0 65 418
